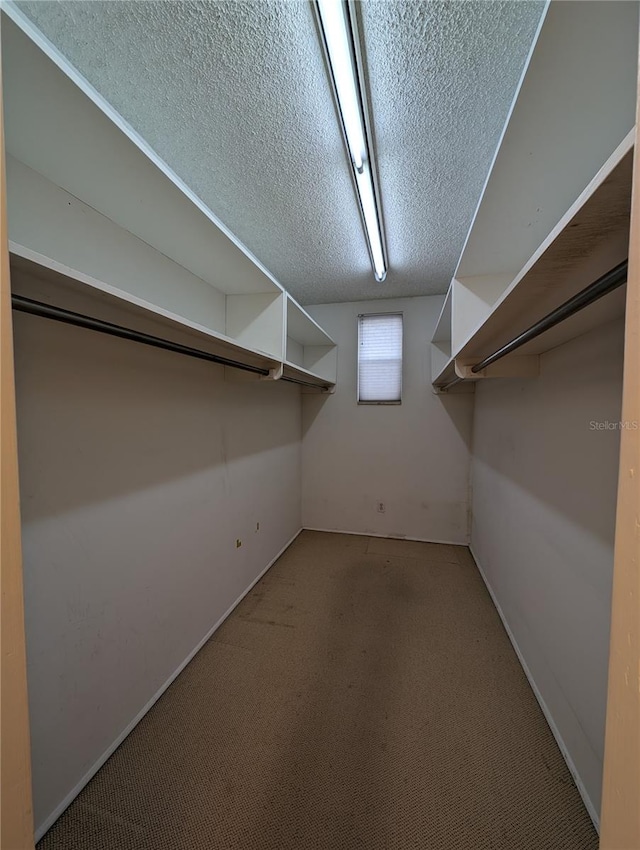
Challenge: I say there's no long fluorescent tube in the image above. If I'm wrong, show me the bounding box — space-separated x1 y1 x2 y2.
316 0 367 172
355 165 386 282
316 0 387 282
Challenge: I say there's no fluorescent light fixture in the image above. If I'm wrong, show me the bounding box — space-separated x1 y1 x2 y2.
355 165 386 282
316 0 387 282
316 0 367 172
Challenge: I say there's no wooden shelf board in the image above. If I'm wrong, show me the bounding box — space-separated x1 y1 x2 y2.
432 287 452 344
282 361 335 389
432 356 456 388
286 296 336 347
456 131 633 364
430 340 452 383
10 249 281 374
456 1 638 282
2 15 283 299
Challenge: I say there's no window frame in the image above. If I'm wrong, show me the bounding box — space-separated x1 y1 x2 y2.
356 311 403 405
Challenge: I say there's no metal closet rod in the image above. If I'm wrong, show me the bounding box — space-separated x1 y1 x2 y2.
438 258 628 392
11 294 271 377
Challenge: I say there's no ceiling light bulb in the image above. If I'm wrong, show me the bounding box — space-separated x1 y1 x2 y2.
316 0 367 172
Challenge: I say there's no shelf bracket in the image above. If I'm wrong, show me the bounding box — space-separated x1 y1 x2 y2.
261 364 284 381
455 355 539 380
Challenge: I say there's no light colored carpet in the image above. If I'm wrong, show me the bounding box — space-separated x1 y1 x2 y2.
38 531 598 849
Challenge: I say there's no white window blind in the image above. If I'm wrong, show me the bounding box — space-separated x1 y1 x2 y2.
357 313 403 403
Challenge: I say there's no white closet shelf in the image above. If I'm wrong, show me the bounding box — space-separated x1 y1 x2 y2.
455 1 638 283
431 130 633 389
2 18 290 367
9 249 283 375
284 295 337 389
431 349 453 385
2 15 283 301
454 131 633 372
431 355 456 388
431 289 453 385
430 1 638 390
3 16 338 391
432 287 452 344
281 362 335 391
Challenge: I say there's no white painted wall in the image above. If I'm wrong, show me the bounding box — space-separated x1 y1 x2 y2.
302 297 474 544
16 279 618 837
13 299 302 836
470 318 624 825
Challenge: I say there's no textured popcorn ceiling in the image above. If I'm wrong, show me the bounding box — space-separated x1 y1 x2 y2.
15 1 544 304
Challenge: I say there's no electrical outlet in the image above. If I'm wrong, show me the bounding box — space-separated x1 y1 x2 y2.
377 502 385 513
236 539 242 548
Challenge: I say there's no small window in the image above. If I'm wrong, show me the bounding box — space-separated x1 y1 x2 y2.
357 313 403 404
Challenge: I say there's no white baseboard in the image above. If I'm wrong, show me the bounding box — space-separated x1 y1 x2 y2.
302 527 468 547
35 527 303 842
468 543 600 832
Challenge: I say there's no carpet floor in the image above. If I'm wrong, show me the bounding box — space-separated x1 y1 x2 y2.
38 531 598 850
